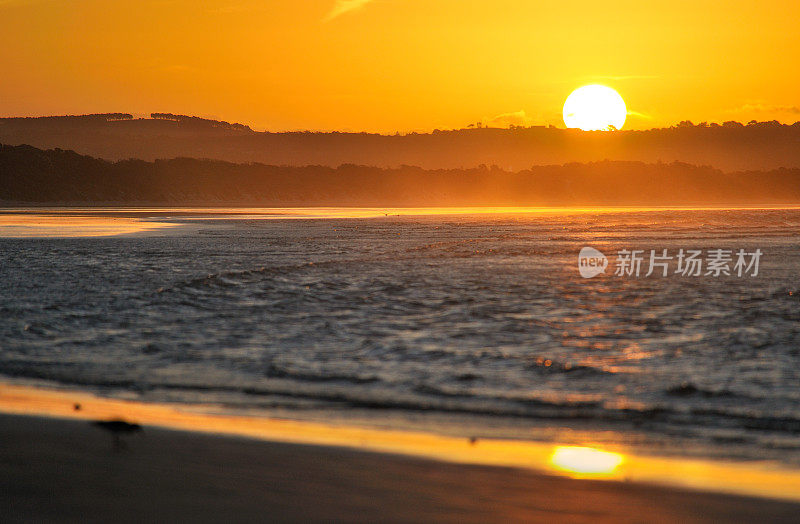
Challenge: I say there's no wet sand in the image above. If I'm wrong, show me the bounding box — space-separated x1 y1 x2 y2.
1 413 799 523
0 213 186 237
1 384 800 522
3 205 800 238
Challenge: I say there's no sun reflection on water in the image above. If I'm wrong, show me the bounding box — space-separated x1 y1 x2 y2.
549 446 624 476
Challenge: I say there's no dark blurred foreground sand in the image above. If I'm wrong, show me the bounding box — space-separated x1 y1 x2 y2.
1 414 799 523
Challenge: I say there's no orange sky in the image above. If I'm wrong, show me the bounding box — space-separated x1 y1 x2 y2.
1 0 799 132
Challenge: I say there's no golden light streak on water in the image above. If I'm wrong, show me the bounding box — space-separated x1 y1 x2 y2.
549 446 624 476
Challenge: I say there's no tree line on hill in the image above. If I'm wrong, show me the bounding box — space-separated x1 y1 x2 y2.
1 115 800 171
2 143 800 206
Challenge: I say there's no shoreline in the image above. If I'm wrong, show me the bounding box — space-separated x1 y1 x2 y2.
3 204 800 213
5 413 800 523
1 382 799 505
1 205 800 238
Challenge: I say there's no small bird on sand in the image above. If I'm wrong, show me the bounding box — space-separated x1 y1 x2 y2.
92 419 143 450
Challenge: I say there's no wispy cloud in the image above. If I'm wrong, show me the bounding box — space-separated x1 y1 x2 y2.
323 0 374 22
486 110 536 128
0 0 48 7
206 3 271 15
734 103 800 115
586 75 660 82
626 110 652 119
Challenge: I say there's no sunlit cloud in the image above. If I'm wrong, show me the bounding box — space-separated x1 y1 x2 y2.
206 3 271 15
0 0 48 6
324 0 374 22
587 75 660 81
626 110 652 119
734 103 800 115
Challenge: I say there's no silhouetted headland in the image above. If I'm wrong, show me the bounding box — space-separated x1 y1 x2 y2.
2 114 800 171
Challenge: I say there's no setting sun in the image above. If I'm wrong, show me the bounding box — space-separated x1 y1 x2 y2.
563 85 627 131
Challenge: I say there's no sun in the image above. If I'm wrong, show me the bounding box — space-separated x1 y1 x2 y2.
563 85 627 131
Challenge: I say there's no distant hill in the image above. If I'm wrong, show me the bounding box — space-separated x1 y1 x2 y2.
2 143 799 206
1 114 800 171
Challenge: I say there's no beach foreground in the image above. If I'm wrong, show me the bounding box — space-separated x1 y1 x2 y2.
1 413 799 523
3 208 800 521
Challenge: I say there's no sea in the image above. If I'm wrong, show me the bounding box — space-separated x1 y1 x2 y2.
1 208 799 466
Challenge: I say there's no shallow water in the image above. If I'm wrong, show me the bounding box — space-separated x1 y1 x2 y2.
1 208 799 465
